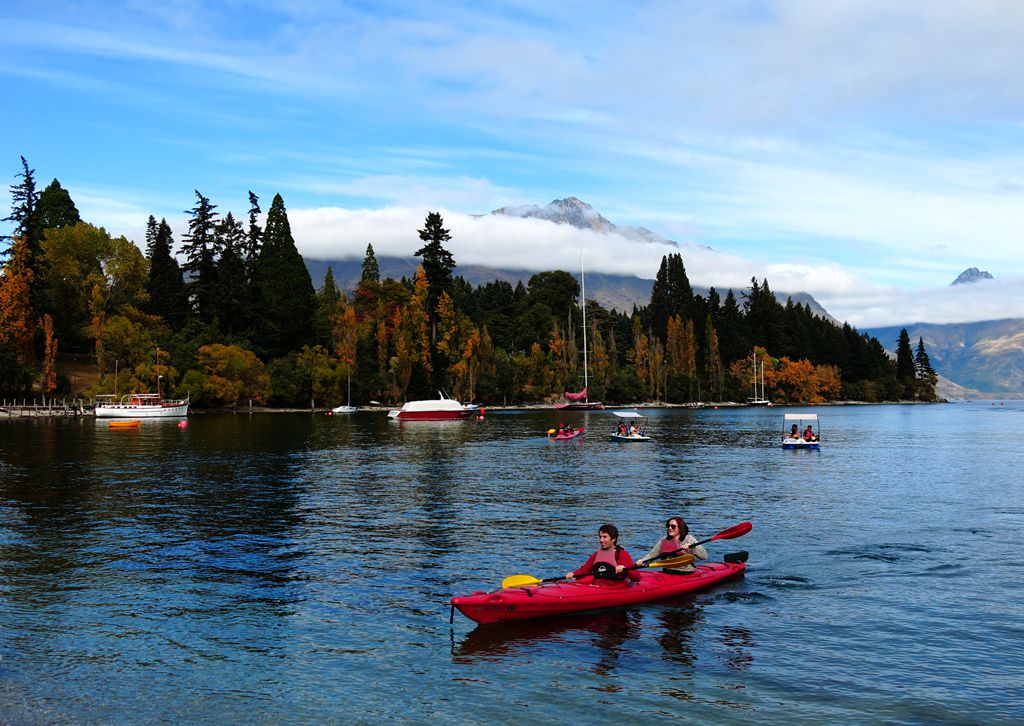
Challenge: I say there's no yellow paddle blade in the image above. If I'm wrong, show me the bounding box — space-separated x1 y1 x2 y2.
646 553 695 569
502 574 543 588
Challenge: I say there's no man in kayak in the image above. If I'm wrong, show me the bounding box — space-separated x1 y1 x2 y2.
635 517 708 574
566 524 641 582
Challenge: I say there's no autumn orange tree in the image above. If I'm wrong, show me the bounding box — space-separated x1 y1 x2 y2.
0 237 36 368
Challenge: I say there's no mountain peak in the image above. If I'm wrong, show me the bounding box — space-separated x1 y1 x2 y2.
951 267 994 285
491 196 614 233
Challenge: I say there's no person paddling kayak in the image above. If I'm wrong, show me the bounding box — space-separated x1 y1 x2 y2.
635 516 707 573
565 523 641 582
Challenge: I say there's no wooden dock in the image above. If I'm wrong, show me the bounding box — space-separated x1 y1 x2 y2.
0 399 88 417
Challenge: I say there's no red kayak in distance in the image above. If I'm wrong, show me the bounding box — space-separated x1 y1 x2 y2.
548 427 585 440
451 560 745 625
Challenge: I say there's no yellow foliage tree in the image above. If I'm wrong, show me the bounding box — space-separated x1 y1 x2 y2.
192 343 270 409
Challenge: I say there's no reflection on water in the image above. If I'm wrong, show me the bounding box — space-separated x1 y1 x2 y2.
2 404 1024 724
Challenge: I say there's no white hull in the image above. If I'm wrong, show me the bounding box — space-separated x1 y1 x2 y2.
96 402 189 418
95 395 188 418
331 405 358 414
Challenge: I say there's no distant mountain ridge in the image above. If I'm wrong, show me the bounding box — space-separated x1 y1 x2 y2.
865 318 1024 398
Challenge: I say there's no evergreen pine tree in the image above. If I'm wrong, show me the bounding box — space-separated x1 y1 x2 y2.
252 193 315 359
361 243 380 282
145 216 187 328
914 336 938 401
244 191 262 278
2 157 41 262
36 179 81 230
895 328 916 399
647 253 692 342
180 191 220 322
214 212 250 336
313 266 342 349
414 211 455 341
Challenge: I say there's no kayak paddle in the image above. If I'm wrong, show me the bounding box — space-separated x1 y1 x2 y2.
501 553 695 589
632 520 754 564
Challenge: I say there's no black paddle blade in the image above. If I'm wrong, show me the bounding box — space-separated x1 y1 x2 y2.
724 551 749 564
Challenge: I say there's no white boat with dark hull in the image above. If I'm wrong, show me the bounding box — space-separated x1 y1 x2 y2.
95 394 189 418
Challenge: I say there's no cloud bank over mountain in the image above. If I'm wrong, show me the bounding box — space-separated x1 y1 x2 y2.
287 203 1024 329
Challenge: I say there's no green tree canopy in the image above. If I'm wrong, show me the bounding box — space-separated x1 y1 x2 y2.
414 211 455 319
144 216 187 329
36 179 81 230
251 193 315 359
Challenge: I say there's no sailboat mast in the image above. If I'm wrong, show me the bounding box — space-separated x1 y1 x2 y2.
581 253 589 396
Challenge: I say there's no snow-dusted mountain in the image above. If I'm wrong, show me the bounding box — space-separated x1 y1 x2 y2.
951 267 994 285
488 196 683 248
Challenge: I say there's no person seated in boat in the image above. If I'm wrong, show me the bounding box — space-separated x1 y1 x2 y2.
803 425 818 442
788 423 799 439
566 523 641 582
555 423 565 436
636 516 708 574
628 423 639 436
616 422 628 436
565 423 574 434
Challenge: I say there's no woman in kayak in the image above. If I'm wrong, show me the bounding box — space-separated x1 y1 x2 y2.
636 517 708 574
566 523 641 581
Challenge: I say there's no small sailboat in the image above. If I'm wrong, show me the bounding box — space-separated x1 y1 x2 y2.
747 351 770 407
556 253 604 411
331 372 357 414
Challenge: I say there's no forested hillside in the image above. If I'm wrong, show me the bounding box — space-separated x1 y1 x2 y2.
1 158 937 407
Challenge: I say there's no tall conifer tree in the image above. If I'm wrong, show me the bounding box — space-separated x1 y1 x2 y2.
414 212 455 342
914 336 937 401
895 328 916 399
145 216 187 328
36 180 81 230
180 191 220 322
214 212 249 335
361 243 380 282
252 193 315 359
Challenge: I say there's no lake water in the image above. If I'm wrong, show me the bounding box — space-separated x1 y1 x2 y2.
1 403 1022 724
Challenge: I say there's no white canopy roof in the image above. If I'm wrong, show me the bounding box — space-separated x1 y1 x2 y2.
784 413 818 421
612 411 646 419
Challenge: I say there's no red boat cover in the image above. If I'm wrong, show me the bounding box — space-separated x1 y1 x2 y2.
563 387 588 401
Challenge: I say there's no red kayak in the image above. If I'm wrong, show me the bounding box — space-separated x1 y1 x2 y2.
451 560 745 625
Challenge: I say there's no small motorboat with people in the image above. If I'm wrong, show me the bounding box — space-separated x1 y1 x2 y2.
547 423 584 441
782 412 821 449
451 522 752 625
95 393 189 418
610 411 651 441
387 391 477 421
